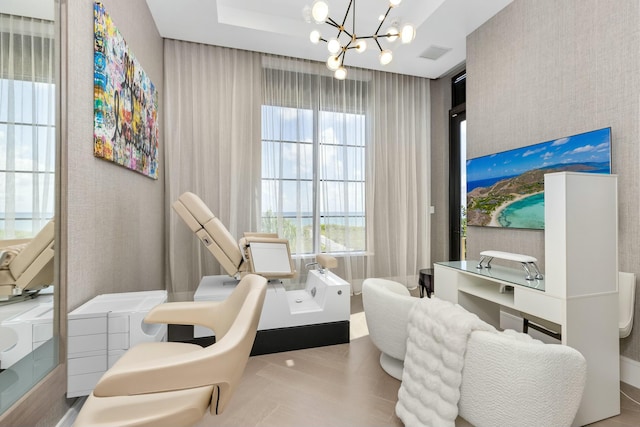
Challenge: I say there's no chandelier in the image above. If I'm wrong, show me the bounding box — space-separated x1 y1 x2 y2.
306 0 416 80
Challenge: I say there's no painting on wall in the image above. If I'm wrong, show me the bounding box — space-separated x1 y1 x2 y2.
466 127 611 229
93 1 159 179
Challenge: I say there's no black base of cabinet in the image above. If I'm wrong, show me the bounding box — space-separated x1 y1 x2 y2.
179 321 350 356
251 321 350 356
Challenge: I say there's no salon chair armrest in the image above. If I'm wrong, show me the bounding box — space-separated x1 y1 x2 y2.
93 338 236 398
145 300 235 340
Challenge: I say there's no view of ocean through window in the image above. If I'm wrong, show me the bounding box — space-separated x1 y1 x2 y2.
261 104 366 254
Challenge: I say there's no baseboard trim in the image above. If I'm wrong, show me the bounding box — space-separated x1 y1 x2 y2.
55 397 85 427
621 356 640 389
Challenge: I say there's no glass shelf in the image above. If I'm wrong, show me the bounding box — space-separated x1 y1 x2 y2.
436 260 545 292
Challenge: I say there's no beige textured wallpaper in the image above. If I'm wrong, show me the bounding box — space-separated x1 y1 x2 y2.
65 0 165 311
465 0 640 360
429 76 451 265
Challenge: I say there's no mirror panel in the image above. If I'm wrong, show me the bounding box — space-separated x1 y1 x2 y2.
0 0 58 414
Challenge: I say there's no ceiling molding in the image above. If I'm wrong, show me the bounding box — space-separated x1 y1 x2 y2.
145 0 513 79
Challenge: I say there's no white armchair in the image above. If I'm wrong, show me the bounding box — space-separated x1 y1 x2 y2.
396 296 587 427
362 278 418 380
459 329 586 427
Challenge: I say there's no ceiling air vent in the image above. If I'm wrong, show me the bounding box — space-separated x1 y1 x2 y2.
419 45 451 61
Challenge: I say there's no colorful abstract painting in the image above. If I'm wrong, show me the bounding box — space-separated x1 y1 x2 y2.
93 2 159 179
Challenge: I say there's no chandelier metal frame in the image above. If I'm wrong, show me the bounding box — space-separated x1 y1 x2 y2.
308 0 415 79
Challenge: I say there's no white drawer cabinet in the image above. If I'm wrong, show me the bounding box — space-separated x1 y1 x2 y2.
67 290 167 397
0 297 54 369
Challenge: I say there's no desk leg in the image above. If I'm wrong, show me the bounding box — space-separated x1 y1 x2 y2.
458 293 501 328
565 293 619 426
434 266 500 328
433 266 458 303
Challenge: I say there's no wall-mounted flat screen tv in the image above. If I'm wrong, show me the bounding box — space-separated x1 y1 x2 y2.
466 127 611 230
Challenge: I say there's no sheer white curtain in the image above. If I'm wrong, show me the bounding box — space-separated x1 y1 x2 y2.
261 57 369 289
164 41 430 294
0 14 55 239
366 71 430 290
164 40 262 294
262 57 430 292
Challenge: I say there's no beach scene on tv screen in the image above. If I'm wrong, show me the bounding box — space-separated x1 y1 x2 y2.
466 127 611 229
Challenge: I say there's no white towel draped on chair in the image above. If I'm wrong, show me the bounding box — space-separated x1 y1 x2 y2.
396 297 494 427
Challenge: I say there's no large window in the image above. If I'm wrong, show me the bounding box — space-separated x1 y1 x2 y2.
261 105 366 255
0 78 55 239
0 16 56 239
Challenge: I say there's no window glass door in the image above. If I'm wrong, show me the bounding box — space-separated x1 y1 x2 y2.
459 118 467 260
449 70 466 261
449 110 466 260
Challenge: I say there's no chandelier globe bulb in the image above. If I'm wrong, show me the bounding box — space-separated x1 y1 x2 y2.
379 49 393 65
326 55 341 71
327 37 341 54
386 26 399 43
310 30 321 44
400 24 416 44
311 1 330 23
335 66 347 80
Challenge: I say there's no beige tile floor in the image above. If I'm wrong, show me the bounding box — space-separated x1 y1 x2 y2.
194 293 640 427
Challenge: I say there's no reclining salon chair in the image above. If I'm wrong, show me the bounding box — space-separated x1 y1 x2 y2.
173 191 297 279
0 219 55 302
74 274 268 427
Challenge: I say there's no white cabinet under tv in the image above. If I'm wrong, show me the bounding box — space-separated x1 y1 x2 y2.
435 172 619 427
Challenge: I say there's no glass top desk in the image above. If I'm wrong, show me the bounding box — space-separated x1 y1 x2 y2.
434 261 558 328
438 260 545 291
